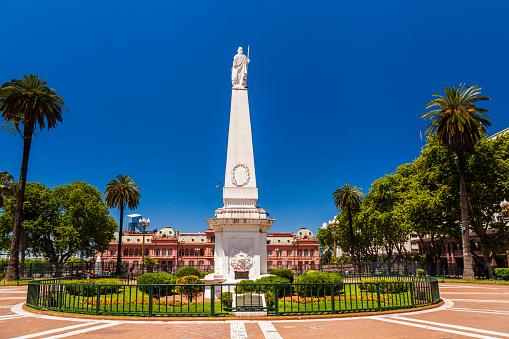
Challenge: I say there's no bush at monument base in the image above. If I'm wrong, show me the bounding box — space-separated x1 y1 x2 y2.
269 269 294 283
137 273 177 298
219 292 233 310
176 266 201 279
494 268 509 281
175 275 204 302
294 271 343 297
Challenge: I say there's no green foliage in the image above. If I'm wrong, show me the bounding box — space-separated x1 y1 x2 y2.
63 278 122 296
199 269 214 279
358 278 410 294
269 269 294 283
256 276 292 296
219 292 233 310
137 273 177 298
294 271 343 297
176 266 201 279
143 256 158 266
0 182 117 264
175 275 204 302
0 272 6 280
416 269 425 277
494 268 509 281
234 279 256 293
264 290 275 311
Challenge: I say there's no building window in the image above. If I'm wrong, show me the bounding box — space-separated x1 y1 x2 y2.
287 251 291 257
304 250 308 257
169 249 173 256
298 250 302 257
268 251 272 257
147 239 150 242
201 239 204 242
310 250 314 257
189 261 195 266
162 249 166 256
192 239 195 242
278 240 281 243
137 239 140 242
155 249 160 256
277 261 283 268
267 262 273 269
110 250 115 256
127 239 130 242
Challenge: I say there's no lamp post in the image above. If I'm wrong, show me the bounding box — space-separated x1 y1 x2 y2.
177 238 185 270
500 200 509 214
291 236 297 272
139 218 150 273
328 218 339 265
274 248 279 268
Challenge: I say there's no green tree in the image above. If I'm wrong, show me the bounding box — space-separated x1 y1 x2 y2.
0 75 67 280
421 84 491 279
0 181 116 276
465 135 509 279
104 175 140 275
332 183 363 261
0 171 14 209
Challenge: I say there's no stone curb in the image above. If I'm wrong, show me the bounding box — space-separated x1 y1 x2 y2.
22 300 444 322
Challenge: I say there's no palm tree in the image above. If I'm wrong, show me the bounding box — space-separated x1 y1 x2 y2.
333 183 363 262
0 75 67 281
104 175 141 275
0 171 14 209
422 84 491 279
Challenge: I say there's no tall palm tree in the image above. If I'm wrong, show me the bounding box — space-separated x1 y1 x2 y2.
0 75 67 281
104 175 141 275
422 84 491 279
333 183 363 262
0 171 14 209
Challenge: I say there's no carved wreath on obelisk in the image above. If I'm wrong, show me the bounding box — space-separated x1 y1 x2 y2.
231 163 250 187
230 252 253 272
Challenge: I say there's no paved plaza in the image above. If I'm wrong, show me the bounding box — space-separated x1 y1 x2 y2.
0 283 508 338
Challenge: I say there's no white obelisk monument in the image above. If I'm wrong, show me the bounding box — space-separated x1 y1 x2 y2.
205 47 275 282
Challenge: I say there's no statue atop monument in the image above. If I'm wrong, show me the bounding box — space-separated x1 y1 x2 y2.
231 46 250 88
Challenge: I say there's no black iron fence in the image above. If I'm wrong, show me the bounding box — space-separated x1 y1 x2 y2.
26 275 440 317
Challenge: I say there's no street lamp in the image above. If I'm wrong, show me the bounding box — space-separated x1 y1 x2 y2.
291 236 297 272
328 218 339 265
177 238 185 270
139 218 150 273
500 200 509 214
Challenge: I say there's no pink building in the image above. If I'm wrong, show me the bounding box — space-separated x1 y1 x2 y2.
98 226 319 271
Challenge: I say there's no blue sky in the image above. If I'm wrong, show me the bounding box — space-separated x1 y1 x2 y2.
1 1 508 235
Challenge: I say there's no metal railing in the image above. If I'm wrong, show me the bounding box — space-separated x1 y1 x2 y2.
26 276 440 317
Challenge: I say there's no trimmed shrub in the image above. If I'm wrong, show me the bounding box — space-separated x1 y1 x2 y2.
416 269 425 277
137 273 177 298
63 278 122 296
175 275 204 302
176 266 201 279
494 268 509 281
264 290 275 311
234 279 256 293
255 276 292 296
294 271 343 297
358 278 410 294
269 269 294 283
219 292 233 310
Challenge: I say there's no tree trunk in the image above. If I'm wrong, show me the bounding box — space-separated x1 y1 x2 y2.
481 248 493 280
347 208 355 263
5 124 34 281
458 153 475 279
115 207 124 275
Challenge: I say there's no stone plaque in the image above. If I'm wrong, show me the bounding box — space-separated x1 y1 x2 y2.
235 271 249 280
236 294 263 308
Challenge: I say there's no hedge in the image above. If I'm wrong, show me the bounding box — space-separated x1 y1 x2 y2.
137 273 177 298
63 278 122 296
294 271 343 297
176 266 201 279
358 278 410 294
494 268 509 281
269 269 294 283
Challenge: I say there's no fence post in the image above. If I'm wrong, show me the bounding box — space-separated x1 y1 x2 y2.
95 285 100 315
210 284 215 316
376 283 381 311
274 284 278 316
331 283 335 314
35 283 40 308
58 284 63 311
410 283 414 306
148 285 153 317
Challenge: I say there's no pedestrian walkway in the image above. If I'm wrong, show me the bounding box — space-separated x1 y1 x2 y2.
1 283 508 338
